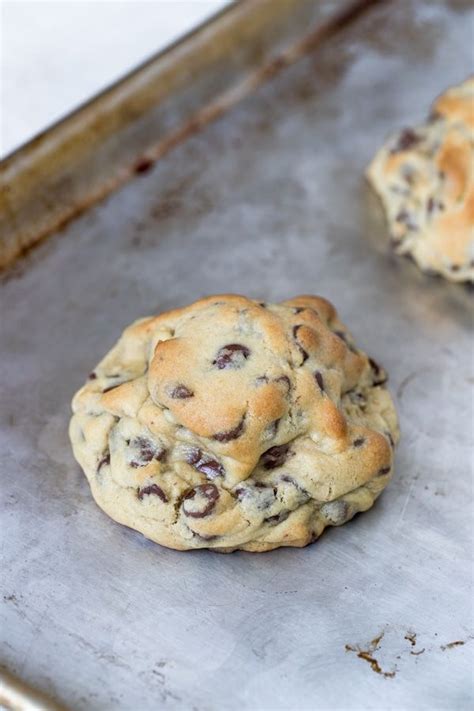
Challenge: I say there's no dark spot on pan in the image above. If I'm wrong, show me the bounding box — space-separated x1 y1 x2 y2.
134 157 154 174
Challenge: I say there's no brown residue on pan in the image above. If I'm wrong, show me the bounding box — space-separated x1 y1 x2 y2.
440 640 465 651
345 631 396 678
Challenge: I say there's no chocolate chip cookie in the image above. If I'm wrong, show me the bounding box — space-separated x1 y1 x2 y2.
367 77 474 282
69 294 399 552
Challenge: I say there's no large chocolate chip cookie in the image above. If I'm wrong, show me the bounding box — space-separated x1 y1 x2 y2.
70 294 399 552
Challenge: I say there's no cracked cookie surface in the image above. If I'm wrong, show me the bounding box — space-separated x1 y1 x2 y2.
367 77 474 282
69 294 399 552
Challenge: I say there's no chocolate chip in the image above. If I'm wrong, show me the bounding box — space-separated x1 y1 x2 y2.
130 437 166 467
320 500 349 525
88 372 97 380
275 375 291 391
427 197 435 214
97 452 110 472
450 265 461 272
212 417 245 442
266 419 280 438
293 307 306 314
261 444 291 470
369 358 388 385
169 384 194 399
213 344 250 369
280 474 309 497
368 357 380 374
378 466 391 476
255 375 270 385
183 484 219 518
185 448 224 479
395 210 417 231
258 302 267 308
292 325 309 363
102 383 123 393
391 129 420 153
314 371 325 393
264 510 290 525
137 484 168 502
353 437 365 448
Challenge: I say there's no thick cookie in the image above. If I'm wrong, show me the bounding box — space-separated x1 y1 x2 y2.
69 295 399 552
367 77 474 282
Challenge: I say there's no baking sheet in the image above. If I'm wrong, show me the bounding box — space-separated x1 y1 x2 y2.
1 1 473 709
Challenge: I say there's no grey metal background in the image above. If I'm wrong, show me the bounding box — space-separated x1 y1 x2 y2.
1 1 473 709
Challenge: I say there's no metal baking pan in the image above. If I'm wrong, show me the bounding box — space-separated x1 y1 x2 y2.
1 0 473 709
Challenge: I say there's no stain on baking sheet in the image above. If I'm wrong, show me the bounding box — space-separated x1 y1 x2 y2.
345 631 397 678
440 640 466 651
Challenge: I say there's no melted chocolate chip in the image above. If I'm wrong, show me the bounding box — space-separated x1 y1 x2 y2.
391 129 420 153
395 210 417 231
183 484 219 518
130 437 166 467
353 437 365 448
212 417 245 442
169 384 194 399
213 344 250 369
378 466 391 476
261 444 291 470
88 372 97 380
450 265 461 272
97 452 110 472
137 484 168 502
255 375 270 385
275 375 291 391
321 500 349 524
185 448 224 479
293 307 306 314
264 510 290 525
368 358 388 385
266 419 280 438
314 371 325 393
292 325 309 363
280 474 309 497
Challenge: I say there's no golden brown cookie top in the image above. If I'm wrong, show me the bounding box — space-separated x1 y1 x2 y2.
367 77 474 281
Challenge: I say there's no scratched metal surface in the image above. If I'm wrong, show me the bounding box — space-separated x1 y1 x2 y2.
1 1 473 709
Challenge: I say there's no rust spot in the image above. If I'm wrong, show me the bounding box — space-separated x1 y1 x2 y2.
345 631 396 679
134 157 154 174
440 640 465 651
